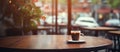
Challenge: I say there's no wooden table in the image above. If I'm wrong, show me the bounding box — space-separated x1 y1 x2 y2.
44 24 67 34
108 31 120 36
80 27 119 37
37 26 53 34
0 35 112 52
37 26 52 30
108 31 120 51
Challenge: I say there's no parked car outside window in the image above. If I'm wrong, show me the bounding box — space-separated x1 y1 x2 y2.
105 19 120 27
74 17 99 27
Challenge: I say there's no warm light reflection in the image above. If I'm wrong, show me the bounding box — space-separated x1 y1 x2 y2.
99 14 103 19
9 0 12 3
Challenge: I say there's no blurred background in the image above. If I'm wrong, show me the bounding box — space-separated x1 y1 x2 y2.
0 0 120 36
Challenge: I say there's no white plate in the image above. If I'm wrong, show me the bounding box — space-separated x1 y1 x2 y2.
67 40 85 43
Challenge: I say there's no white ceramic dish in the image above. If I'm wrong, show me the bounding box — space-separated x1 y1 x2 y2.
67 40 85 43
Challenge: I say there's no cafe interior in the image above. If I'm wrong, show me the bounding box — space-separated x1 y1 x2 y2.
0 0 120 52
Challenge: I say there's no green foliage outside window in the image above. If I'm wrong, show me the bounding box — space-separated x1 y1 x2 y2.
108 0 120 9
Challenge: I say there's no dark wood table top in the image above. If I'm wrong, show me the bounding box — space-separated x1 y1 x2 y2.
81 27 118 31
108 31 120 36
0 35 112 52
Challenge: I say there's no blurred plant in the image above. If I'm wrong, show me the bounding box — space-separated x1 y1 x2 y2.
19 3 41 33
0 0 42 34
